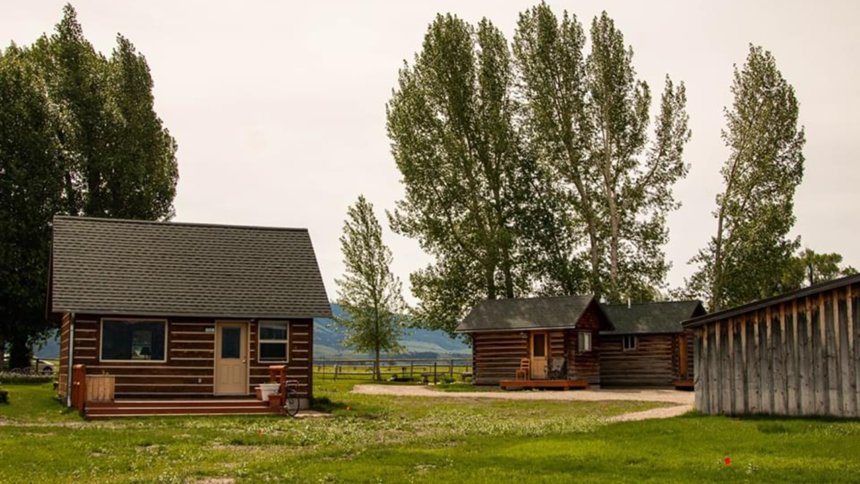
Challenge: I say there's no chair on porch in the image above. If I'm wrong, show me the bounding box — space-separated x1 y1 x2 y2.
515 358 530 380
548 357 567 380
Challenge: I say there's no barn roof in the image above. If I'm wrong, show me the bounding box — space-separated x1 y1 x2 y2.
49 216 331 319
683 273 860 328
601 301 706 335
455 295 611 333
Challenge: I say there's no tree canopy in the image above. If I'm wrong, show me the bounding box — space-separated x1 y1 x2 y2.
686 45 805 311
0 4 178 366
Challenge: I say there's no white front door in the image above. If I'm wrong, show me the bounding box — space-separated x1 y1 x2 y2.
215 322 248 395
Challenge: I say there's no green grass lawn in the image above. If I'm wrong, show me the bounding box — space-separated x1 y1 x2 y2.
0 380 859 483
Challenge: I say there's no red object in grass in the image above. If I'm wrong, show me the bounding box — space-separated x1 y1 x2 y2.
346 406 352 412
724 457 731 466
258 429 264 436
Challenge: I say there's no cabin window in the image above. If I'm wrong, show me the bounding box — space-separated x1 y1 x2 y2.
622 336 638 351
577 332 592 353
259 321 289 362
100 319 167 362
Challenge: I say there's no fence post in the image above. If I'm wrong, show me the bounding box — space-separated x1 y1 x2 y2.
410 361 414 380
450 359 454 379
433 362 437 384
334 364 339 381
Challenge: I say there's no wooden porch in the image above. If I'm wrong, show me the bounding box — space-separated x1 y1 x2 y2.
499 379 589 390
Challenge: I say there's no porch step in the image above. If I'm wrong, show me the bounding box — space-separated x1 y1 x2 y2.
84 398 281 419
87 399 267 409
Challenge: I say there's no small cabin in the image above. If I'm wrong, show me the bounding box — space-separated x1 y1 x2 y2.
600 301 705 387
50 216 331 416
456 296 614 389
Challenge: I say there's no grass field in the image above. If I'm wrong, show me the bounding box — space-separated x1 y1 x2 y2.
1 379 859 483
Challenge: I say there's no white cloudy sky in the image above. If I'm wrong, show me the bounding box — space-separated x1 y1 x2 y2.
4 1 859 303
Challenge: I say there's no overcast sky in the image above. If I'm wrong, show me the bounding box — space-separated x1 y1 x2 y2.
4 1 859 303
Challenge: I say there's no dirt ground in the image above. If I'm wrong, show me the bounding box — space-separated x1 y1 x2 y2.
352 384 694 421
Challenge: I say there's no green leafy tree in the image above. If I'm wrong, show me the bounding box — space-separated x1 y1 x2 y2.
782 249 856 290
687 45 805 310
513 5 691 302
0 45 66 369
0 4 179 366
334 196 406 380
387 14 532 335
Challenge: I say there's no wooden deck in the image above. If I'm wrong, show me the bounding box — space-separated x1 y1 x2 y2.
673 380 694 390
499 379 589 390
85 398 279 419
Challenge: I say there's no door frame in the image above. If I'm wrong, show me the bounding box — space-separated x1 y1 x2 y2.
213 320 250 395
530 331 549 379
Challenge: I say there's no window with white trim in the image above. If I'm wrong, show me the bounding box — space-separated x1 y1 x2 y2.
577 332 592 353
101 319 167 361
622 335 637 351
258 321 289 362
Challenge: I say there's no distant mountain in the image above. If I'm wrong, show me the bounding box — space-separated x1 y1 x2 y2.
29 305 471 361
315 304 471 359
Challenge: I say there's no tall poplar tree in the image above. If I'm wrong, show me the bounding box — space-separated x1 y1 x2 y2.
387 14 532 335
687 45 805 310
514 5 691 302
0 4 179 366
334 196 406 380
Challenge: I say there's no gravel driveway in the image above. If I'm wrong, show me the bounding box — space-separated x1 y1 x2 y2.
352 384 694 422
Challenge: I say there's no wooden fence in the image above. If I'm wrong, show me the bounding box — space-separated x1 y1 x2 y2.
315 358 472 383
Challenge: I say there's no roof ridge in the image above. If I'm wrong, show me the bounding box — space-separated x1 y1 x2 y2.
480 294 594 303
53 215 310 233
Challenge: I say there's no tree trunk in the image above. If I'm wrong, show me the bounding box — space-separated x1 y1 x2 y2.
9 334 32 370
0 336 5 371
374 346 381 381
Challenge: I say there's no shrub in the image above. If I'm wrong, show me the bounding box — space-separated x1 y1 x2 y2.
0 372 55 384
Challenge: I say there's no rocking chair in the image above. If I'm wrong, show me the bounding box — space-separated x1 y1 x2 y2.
548 357 567 380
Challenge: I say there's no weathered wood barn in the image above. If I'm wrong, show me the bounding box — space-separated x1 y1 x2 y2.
51 216 331 417
683 274 860 417
600 301 705 387
456 296 613 388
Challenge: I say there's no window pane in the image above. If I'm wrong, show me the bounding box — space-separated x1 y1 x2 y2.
102 320 165 361
532 334 546 357
260 322 288 341
260 342 287 361
221 327 241 359
578 332 591 352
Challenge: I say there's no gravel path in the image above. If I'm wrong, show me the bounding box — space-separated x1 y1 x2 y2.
352 384 693 422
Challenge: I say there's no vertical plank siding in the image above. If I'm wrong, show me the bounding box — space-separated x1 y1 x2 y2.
694 283 860 417
65 315 313 399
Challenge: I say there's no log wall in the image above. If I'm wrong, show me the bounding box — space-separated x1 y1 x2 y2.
567 308 602 385
599 334 676 386
694 283 859 417
472 331 529 384
58 313 71 399
61 315 313 400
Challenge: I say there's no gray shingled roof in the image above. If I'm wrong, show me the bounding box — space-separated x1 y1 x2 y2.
601 301 705 335
456 296 607 333
50 216 332 319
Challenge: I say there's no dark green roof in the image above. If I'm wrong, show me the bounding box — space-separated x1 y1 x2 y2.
601 301 705 335
50 216 332 319
455 295 611 333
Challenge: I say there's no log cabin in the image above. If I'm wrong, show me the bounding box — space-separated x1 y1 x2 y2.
457 296 705 389
683 274 860 417
600 301 705 388
456 296 614 389
50 216 331 417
